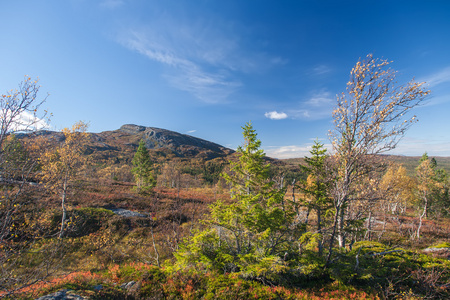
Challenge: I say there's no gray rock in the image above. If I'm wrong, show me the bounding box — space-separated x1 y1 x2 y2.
108 208 148 218
35 289 87 300
423 247 450 252
119 124 146 135
120 280 137 289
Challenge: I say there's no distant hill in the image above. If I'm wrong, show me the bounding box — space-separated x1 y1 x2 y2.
383 155 450 175
23 125 449 177
26 124 234 164
282 155 450 176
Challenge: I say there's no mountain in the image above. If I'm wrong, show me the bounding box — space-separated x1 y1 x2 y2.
29 124 234 163
117 124 231 158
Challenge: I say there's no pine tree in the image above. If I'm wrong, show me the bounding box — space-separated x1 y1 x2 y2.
132 140 155 192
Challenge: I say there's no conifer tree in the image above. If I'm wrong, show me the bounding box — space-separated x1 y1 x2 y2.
132 140 155 192
298 140 332 256
176 122 300 282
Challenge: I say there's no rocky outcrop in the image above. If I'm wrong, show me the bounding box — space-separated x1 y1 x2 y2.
119 124 146 135
117 124 233 158
35 289 87 300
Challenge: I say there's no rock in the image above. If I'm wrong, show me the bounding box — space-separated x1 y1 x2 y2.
128 281 142 294
119 124 146 135
108 208 148 218
423 247 450 260
423 247 450 252
120 281 136 289
35 289 87 300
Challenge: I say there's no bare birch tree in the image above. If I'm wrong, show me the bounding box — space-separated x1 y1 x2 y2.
0 77 53 297
326 54 430 266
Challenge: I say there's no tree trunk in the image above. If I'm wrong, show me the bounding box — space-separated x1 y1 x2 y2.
150 222 160 268
365 210 372 241
317 208 323 256
416 196 428 239
337 208 345 248
59 177 68 239
325 205 340 267
305 207 311 225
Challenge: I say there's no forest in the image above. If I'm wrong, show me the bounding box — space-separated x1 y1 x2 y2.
1 55 449 299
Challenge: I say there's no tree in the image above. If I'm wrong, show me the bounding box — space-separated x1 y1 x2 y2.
40 121 90 238
0 76 48 150
131 140 156 193
327 54 430 263
415 154 449 237
380 164 414 215
0 77 53 297
298 140 332 256
176 122 299 282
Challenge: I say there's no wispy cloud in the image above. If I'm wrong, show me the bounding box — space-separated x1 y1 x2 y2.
389 136 450 156
99 0 125 9
116 11 287 104
265 143 332 159
312 64 332 75
119 28 242 104
264 111 288 120
421 66 450 87
289 91 335 120
186 130 196 134
119 29 242 104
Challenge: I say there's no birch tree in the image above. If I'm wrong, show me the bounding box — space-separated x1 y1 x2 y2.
40 121 89 238
0 77 51 297
327 54 430 265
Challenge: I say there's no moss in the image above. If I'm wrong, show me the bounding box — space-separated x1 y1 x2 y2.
431 241 450 248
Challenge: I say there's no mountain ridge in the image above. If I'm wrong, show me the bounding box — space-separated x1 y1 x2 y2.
23 124 234 162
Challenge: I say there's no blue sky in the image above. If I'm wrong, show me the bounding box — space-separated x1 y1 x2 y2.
1 0 450 158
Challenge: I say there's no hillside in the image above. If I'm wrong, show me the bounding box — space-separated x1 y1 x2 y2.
26 124 234 163
114 124 233 159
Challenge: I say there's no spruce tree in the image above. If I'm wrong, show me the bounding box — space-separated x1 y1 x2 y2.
132 140 155 192
176 122 301 282
299 140 332 256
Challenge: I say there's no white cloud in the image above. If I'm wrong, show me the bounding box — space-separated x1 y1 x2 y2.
7 111 50 132
264 111 288 120
186 130 196 134
421 66 450 87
